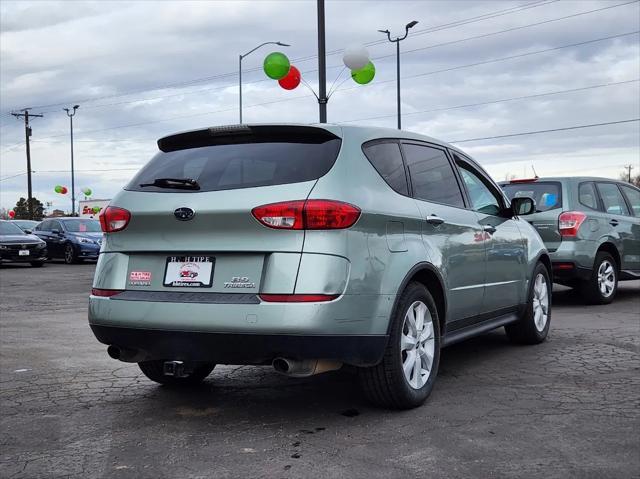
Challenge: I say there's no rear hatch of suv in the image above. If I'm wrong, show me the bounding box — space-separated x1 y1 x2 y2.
100 125 342 295
501 179 564 251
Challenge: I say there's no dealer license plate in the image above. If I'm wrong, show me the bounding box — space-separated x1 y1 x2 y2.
18 250 30 256
163 256 214 287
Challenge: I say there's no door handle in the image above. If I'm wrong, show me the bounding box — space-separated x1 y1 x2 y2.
483 225 497 234
425 215 445 226
609 219 619 227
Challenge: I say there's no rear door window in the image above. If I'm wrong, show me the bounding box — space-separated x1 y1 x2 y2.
402 143 464 207
362 141 409 196
126 127 341 193
578 182 601 211
501 181 562 212
596 182 630 216
620 184 640 216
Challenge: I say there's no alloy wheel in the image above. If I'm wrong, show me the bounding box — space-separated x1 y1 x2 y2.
65 245 74 264
597 260 616 298
532 273 549 332
401 301 435 389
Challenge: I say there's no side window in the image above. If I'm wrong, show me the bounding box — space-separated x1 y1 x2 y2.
51 220 63 232
37 220 50 231
620 184 640 216
456 161 502 216
362 142 409 196
578 182 601 211
402 144 464 207
596 183 630 216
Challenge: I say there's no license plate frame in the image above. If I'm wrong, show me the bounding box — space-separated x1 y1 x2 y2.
18 249 30 256
163 256 215 288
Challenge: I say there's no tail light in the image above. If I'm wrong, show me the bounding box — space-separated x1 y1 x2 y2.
259 294 338 302
99 206 131 233
91 288 124 297
558 211 586 237
252 200 360 230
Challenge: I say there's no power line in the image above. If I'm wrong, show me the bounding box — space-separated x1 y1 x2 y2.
7 30 635 145
337 79 640 124
32 0 636 115
11 0 561 113
450 118 640 143
0 167 141 182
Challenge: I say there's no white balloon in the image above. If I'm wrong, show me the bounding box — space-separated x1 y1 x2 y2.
343 44 370 70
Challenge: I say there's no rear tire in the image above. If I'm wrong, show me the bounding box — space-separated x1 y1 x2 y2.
138 360 215 386
358 282 441 409
506 262 551 345
580 251 618 305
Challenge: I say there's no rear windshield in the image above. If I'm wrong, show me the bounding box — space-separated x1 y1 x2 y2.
126 129 341 193
502 181 562 212
64 220 102 233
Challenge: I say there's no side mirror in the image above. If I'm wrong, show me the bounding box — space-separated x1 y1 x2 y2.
24 229 32 234
511 197 535 216
52 228 61 235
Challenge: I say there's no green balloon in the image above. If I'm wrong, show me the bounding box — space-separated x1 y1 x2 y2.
82 188 92 196
351 61 376 85
92 206 101 213
54 185 63 193
263 52 290 80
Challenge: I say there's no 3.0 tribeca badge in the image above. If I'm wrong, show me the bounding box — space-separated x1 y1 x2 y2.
174 207 195 221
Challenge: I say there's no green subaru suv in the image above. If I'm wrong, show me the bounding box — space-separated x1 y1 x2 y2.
89 124 551 409
501 177 640 304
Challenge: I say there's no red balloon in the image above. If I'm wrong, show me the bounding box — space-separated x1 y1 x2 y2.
60 186 68 194
278 66 301 90
8 210 15 218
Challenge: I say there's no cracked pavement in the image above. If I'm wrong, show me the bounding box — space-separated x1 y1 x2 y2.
1 263 639 478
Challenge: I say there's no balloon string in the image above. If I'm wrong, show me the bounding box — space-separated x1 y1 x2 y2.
327 66 346 97
327 74 353 99
299 78 320 100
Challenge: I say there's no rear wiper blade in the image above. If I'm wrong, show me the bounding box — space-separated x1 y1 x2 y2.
139 178 200 190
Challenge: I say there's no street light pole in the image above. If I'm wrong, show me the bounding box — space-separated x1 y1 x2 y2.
317 0 327 123
379 20 418 130
239 41 290 123
64 105 79 216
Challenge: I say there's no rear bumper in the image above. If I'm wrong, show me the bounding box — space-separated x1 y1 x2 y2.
549 240 596 282
90 324 387 366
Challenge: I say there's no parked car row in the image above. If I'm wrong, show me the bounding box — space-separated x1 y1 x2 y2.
0 218 103 266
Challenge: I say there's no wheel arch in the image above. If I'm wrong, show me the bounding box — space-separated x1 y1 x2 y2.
388 262 447 336
596 242 621 271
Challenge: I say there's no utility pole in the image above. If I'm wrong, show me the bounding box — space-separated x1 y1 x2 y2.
11 109 43 220
624 164 634 183
64 105 79 216
317 0 327 123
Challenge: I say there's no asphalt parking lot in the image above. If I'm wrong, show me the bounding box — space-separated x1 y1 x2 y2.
0 262 638 479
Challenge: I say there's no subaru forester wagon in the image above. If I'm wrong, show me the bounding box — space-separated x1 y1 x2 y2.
90 124 551 409
501 177 640 304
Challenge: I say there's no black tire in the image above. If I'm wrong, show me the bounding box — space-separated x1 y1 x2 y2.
138 360 215 386
358 282 441 409
30 261 45 267
579 251 618 305
505 262 552 345
64 244 78 264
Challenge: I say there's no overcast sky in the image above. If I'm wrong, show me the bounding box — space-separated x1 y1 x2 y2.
1 0 639 212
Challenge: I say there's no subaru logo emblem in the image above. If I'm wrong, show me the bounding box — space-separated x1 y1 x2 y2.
174 207 195 221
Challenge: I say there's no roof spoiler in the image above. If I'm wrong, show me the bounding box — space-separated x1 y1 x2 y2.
157 125 340 152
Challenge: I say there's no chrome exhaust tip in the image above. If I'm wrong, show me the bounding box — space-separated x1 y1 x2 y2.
272 358 342 377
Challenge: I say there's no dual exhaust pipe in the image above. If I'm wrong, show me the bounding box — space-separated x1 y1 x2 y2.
272 358 342 377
